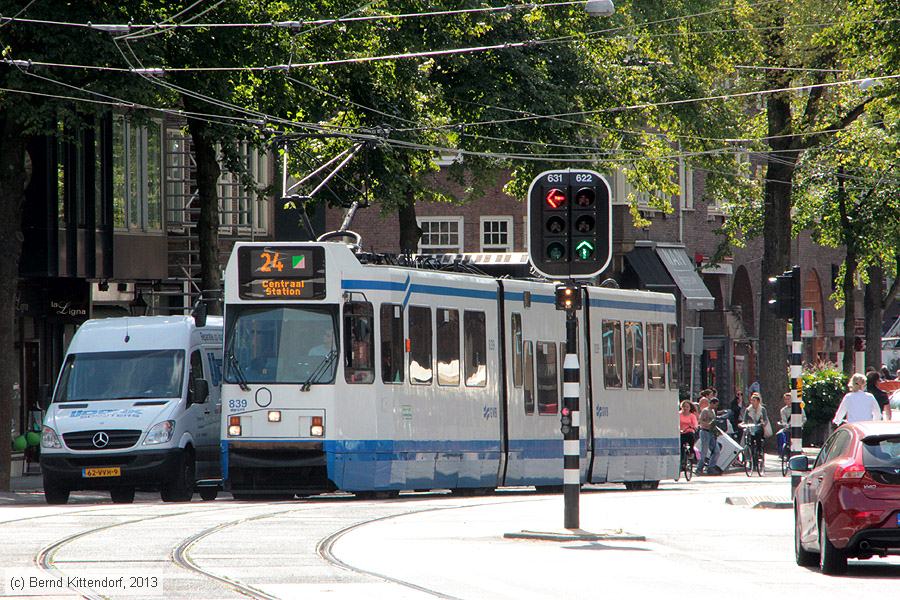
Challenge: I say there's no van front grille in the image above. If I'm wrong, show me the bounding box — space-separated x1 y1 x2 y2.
63 430 142 451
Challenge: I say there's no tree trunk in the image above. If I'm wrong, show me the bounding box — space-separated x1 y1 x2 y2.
186 116 222 316
398 191 421 254
0 114 26 491
842 253 857 374
864 264 884 371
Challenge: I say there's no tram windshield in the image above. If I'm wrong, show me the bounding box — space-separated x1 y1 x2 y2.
224 305 338 385
54 350 185 402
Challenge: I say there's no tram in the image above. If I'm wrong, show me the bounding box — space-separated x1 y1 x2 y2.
220 242 679 497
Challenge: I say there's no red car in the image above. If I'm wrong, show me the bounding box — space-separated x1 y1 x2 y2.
791 421 900 575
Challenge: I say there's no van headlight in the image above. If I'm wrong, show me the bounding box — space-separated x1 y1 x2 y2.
41 426 62 449
144 420 175 445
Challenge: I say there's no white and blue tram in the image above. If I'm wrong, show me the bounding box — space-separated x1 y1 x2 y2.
221 242 680 497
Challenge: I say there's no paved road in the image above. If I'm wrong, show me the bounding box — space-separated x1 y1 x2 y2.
0 469 897 599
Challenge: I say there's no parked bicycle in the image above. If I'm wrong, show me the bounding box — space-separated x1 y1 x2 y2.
738 423 765 476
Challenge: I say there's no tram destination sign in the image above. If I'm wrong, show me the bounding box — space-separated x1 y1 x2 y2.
237 246 327 300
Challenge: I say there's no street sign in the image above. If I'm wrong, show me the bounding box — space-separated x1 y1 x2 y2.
527 169 612 279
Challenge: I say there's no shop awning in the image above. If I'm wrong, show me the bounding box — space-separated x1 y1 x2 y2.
623 247 677 293
656 246 715 311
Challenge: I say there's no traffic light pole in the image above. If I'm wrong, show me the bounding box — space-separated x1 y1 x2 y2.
562 295 581 529
789 265 803 493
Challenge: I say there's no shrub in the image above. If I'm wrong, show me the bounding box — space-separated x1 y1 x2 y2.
801 366 847 444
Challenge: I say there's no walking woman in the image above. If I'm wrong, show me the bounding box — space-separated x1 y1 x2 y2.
833 373 882 425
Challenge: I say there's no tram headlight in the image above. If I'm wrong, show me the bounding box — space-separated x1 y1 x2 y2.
228 416 242 437
41 426 62 449
310 416 324 437
267 410 281 423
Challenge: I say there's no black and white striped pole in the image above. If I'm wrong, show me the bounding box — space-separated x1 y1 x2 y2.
556 283 581 529
789 266 803 493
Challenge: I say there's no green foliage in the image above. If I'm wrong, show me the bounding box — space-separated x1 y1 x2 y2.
801 366 848 428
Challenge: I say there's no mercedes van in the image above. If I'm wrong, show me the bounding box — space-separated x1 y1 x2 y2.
40 315 224 504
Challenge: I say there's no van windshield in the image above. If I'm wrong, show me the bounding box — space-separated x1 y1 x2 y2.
224 305 338 385
54 350 186 402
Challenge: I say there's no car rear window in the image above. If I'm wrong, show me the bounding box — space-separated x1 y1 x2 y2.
862 437 900 468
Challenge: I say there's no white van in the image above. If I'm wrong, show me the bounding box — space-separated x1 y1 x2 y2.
40 315 224 504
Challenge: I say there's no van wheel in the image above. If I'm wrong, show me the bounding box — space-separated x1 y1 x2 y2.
43 478 70 505
199 487 218 501
161 451 195 503
110 488 135 504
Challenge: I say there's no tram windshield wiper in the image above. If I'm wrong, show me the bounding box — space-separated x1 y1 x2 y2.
302 350 337 392
228 352 250 391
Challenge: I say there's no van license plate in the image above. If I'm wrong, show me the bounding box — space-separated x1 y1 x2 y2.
83 467 121 478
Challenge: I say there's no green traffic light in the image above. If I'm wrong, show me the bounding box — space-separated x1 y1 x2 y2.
575 240 595 260
547 242 566 261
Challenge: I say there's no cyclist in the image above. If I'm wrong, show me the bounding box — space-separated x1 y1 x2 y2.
679 400 698 456
741 392 770 469
777 392 806 453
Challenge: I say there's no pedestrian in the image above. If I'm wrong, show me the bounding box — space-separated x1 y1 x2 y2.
697 397 721 474
866 370 893 420
679 400 698 455
832 373 882 425
741 392 770 471
880 365 892 381
729 390 746 438
777 392 806 455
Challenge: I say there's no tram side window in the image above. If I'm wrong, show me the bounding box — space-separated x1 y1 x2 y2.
437 308 460 386
343 301 374 384
464 310 487 387
408 306 433 385
646 323 665 390
537 342 559 415
601 320 623 388
523 341 534 414
511 313 523 388
625 321 645 389
667 324 679 389
380 304 404 384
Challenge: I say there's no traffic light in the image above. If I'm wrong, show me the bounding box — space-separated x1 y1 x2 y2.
527 169 612 279
767 266 799 320
555 284 582 311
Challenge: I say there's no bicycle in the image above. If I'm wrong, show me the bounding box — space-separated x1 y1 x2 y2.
776 424 791 476
738 423 765 476
675 436 695 481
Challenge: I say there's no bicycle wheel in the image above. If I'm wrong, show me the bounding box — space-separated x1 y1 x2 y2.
683 449 693 481
781 450 790 476
756 447 765 476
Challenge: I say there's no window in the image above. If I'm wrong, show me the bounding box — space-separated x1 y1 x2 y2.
625 322 645 389
464 310 487 387
343 301 374 384
536 342 559 415
112 115 163 231
667 324 679 389
188 350 205 403
601 320 623 388
437 308 460 386
511 313 523 388
380 304 404 384
165 128 193 231
408 306 433 384
646 324 665 390
218 140 270 235
418 217 463 253
480 216 513 251
523 341 534 414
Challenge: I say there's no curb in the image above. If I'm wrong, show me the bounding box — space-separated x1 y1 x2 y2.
504 529 646 542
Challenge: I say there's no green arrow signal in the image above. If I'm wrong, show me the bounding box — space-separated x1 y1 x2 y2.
575 240 595 260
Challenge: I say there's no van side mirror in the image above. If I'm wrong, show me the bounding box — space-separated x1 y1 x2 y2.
38 384 52 411
193 301 208 328
192 379 210 405
788 455 810 472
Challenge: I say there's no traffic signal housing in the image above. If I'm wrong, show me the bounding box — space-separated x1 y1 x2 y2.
527 170 612 279
767 267 800 320
555 284 582 311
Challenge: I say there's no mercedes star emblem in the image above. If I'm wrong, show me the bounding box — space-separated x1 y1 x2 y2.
92 431 110 448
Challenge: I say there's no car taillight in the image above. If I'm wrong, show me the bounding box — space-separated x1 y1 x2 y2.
835 462 866 480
